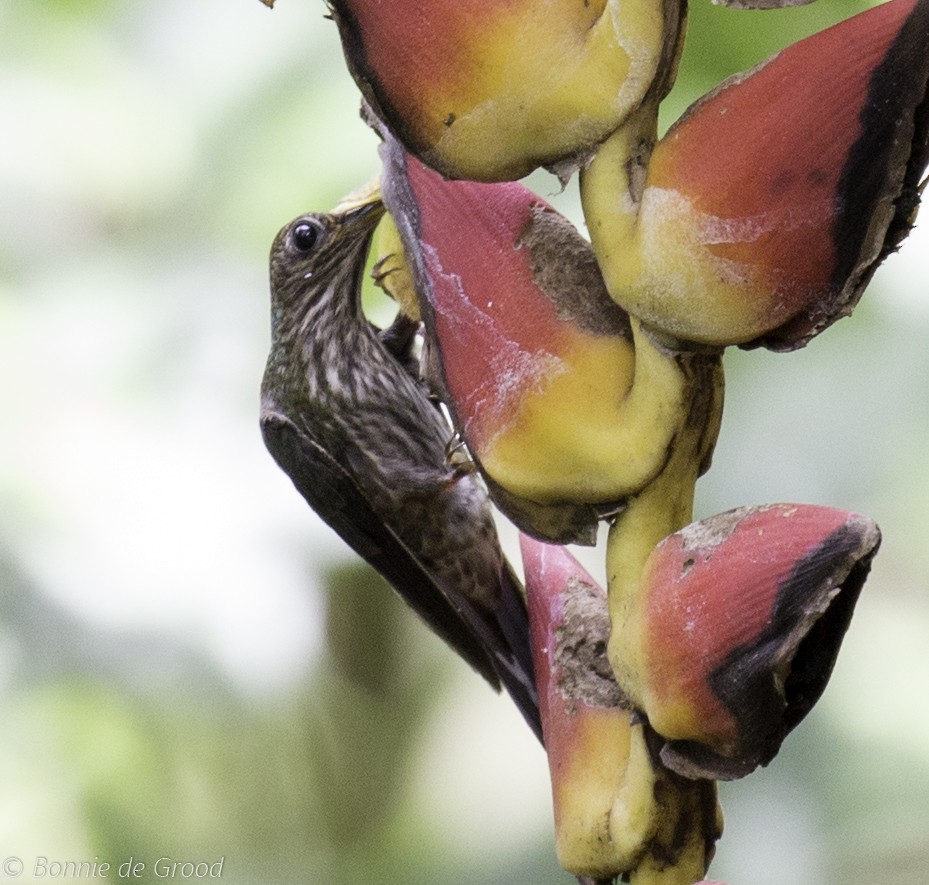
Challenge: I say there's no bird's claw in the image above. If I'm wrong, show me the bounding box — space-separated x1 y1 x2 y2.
446 432 477 478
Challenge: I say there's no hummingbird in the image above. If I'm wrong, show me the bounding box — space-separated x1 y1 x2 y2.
260 198 541 740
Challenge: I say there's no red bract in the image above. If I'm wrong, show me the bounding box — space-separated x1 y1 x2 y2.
380 135 653 546
521 536 721 880
583 0 929 348
331 0 682 181
625 504 880 779
522 536 627 763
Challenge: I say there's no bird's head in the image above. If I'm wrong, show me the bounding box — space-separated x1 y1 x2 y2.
268 199 386 334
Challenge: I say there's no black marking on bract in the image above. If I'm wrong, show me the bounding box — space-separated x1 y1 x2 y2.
831 0 929 299
757 0 929 351
659 522 878 780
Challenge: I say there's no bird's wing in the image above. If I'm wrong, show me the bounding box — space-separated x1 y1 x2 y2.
492 560 543 740
261 409 509 691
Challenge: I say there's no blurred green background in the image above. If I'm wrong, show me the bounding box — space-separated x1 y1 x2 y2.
1 0 927 882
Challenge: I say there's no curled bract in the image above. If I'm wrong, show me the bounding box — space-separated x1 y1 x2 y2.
623 504 880 780
380 135 660 544
331 0 683 181
522 536 721 880
583 0 929 348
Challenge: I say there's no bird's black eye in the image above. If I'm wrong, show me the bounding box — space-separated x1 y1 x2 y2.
291 220 323 253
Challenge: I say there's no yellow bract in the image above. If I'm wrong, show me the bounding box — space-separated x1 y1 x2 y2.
373 214 420 321
552 713 656 876
479 318 689 506
419 0 671 179
582 123 821 345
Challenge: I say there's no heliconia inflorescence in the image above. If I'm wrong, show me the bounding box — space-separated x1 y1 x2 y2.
258 0 927 879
